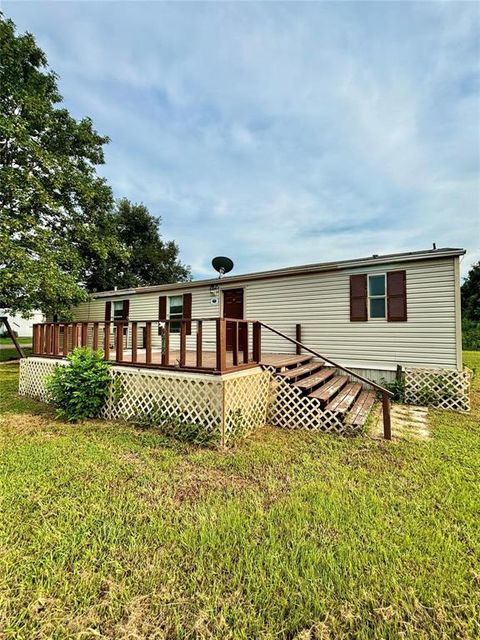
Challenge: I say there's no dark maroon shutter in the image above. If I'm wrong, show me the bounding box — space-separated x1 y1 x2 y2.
387 271 407 321
183 293 192 335
122 300 130 320
159 296 167 335
350 275 367 321
105 301 111 322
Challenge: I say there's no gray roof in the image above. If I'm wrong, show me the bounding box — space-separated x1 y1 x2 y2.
91 247 466 298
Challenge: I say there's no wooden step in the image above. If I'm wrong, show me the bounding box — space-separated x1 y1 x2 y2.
308 375 348 403
346 390 376 427
278 360 325 381
262 354 312 372
293 367 335 391
325 382 362 415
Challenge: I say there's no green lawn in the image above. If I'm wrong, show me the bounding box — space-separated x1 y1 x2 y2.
0 336 32 345
0 355 479 639
0 347 32 363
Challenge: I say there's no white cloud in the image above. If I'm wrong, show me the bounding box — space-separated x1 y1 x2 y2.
4 0 480 279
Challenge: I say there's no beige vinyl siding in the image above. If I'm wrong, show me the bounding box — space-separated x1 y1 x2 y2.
243 257 458 370
72 256 460 371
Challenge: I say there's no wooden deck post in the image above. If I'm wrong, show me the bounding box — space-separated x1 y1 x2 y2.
253 322 261 363
39 324 45 355
131 322 138 363
145 321 152 364
242 321 249 364
72 323 78 349
93 322 99 351
382 393 392 440
103 322 110 360
63 324 69 356
53 324 60 355
232 321 238 366
179 321 187 366
295 324 302 355
115 322 124 362
196 320 203 368
161 321 170 366
216 318 227 372
81 322 88 347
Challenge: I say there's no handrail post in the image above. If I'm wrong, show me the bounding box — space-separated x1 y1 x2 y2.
382 393 392 440
295 324 302 355
253 321 261 363
216 318 227 372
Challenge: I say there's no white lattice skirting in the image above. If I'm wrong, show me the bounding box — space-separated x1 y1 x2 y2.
267 375 347 434
18 358 271 445
404 367 472 412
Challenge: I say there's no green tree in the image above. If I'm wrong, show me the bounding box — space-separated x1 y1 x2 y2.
85 198 191 292
0 15 124 317
461 261 480 322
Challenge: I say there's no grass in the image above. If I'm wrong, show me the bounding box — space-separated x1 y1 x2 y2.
0 337 32 345
0 355 479 639
0 347 32 362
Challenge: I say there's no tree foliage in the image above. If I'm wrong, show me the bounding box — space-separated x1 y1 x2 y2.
85 198 191 292
0 16 124 317
461 261 480 322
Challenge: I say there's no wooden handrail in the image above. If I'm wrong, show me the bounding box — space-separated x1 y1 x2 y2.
258 321 393 440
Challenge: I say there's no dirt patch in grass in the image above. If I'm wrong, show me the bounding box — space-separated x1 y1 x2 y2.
0 412 56 437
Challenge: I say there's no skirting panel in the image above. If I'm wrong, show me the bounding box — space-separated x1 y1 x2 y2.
266 372 348 434
18 358 271 445
404 367 472 412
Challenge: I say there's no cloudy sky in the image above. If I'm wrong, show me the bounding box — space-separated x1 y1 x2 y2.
5 1 480 279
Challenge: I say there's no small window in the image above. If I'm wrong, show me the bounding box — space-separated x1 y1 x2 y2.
169 295 183 333
368 275 386 319
113 301 124 321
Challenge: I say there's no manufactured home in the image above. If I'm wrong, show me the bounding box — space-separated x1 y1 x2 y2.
21 247 470 442
69 246 464 380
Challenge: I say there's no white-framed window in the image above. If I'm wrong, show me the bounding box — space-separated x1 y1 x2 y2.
368 274 386 319
168 295 183 333
113 301 124 321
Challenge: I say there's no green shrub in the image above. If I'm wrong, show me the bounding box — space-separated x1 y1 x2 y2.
462 319 480 350
46 348 112 422
380 375 405 402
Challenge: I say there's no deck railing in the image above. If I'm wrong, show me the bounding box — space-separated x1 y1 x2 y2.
32 317 262 375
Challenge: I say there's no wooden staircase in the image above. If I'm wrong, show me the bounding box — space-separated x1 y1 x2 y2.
270 355 376 428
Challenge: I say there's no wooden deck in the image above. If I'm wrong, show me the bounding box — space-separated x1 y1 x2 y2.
113 350 310 371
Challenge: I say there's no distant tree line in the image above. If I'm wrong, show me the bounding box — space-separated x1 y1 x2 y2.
461 261 480 351
0 15 190 319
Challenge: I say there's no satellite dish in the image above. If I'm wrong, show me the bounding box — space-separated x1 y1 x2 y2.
212 256 234 278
